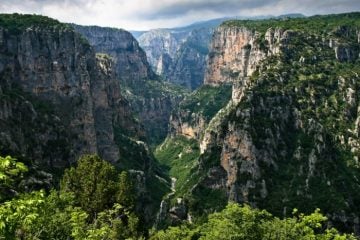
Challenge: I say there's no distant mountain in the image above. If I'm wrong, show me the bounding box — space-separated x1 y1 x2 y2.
134 14 306 90
131 30 147 38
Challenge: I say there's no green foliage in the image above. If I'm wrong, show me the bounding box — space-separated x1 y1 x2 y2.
222 12 360 35
0 156 28 201
151 203 356 240
70 203 141 240
0 190 141 240
155 136 200 195
179 84 232 121
61 155 118 217
0 155 27 187
60 155 139 217
0 13 71 34
0 155 142 239
0 190 46 239
151 225 197 240
198 203 269 240
117 171 135 208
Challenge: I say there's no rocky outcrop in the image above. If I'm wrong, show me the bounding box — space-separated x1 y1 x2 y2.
170 111 207 140
327 26 360 62
72 24 156 87
169 84 232 143
92 54 144 162
204 27 289 85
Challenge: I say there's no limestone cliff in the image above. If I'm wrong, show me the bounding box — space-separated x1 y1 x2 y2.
138 29 181 75
0 15 170 224
204 26 287 86
74 24 188 146
0 15 142 171
72 24 156 88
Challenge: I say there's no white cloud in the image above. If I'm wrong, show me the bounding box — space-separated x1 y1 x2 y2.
0 0 359 30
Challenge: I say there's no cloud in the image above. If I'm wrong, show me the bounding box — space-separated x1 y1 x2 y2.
0 0 359 30
138 0 279 19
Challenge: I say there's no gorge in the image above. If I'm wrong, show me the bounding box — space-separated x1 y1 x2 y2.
0 11 360 239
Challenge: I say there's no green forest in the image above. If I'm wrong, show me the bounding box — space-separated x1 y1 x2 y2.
0 155 356 239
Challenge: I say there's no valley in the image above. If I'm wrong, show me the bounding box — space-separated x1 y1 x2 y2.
0 10 360 239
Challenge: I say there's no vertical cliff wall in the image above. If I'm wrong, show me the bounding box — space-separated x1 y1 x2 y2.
73 24 188 146
0 16 143 170
72 25 156 88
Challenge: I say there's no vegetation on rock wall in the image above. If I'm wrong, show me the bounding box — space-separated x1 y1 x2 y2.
222 12 360 34
178 84 232 122
0 13 71 33
156 12 360 234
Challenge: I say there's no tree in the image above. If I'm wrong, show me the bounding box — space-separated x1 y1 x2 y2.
150 203 357 240
0 155 28 201
0 189 142 240
151 225 197 240
199 203 270 240
117 171 135 208
60 155 118 217
0 190 45 239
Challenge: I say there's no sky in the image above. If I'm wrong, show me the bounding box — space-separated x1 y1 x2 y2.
0 0 360 30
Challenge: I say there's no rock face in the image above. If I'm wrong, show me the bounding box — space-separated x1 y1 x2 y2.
168 28 213 89
74 24 188 146
92 54 144 161
169 84 232 142
138 27 213 90
0 19 141 170
138 29 180 74
161 13 360 233
204 26 288 85
0 15 168 224
72 24 156 87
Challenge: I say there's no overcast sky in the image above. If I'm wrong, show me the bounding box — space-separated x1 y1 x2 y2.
0 0 360 30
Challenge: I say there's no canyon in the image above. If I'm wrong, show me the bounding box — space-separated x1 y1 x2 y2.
0 12 360 237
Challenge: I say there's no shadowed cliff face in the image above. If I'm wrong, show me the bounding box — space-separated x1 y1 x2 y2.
73 24 188 146
0 23 143 170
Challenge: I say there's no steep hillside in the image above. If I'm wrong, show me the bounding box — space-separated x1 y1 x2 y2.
0 14 168 221
156 12 360 233
0 14 124 168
